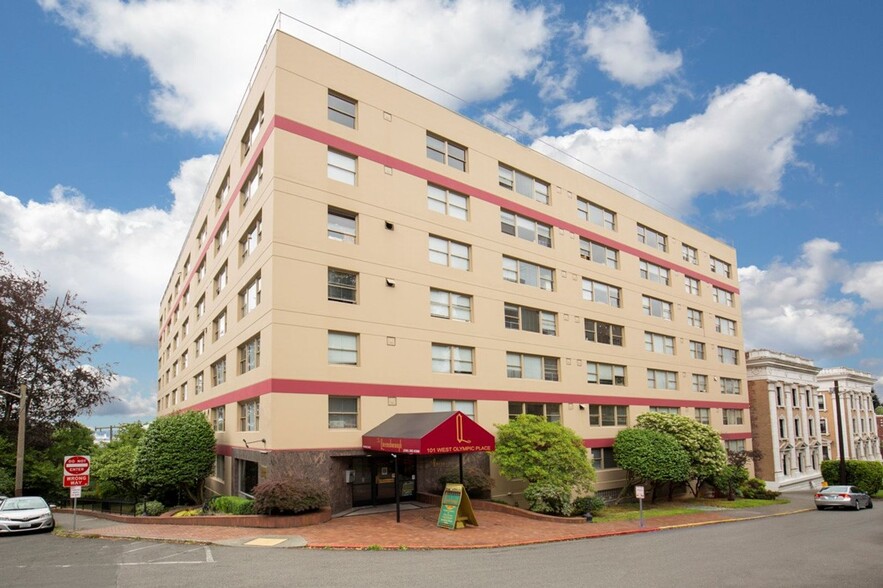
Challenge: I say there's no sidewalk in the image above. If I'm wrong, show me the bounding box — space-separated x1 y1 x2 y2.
54 492 817 550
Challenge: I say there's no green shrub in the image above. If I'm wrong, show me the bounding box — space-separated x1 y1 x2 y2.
523 483 577 516
438 468 494 497
253 479 328 515
172 508 202 517
136 500 166 516
571 495 606 516
206 495 254 515
740 478 780 500
821 460 883 494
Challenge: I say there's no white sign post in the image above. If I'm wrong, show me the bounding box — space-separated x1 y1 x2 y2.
63 455 91 531
635 485 645 528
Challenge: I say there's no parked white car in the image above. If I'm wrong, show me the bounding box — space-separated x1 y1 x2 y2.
0 496 56 534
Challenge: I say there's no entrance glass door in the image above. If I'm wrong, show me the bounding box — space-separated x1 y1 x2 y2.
351 455 417 507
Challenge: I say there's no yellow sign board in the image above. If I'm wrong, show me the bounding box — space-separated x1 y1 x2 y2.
437 483 478 530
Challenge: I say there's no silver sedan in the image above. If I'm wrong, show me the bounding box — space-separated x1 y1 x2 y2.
814 485 874 510
0 496 56 533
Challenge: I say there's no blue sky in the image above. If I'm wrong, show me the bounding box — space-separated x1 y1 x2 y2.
2 1 881 427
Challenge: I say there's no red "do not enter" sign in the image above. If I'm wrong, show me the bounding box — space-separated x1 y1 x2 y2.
63 455 91 488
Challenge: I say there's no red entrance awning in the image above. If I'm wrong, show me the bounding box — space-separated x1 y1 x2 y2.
362 411 495 455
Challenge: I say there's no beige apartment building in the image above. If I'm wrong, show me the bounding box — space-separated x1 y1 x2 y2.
747 351 881 491
155 28 750 513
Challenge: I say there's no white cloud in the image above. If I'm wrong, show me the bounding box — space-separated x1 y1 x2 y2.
0 155 216 345
583 4 682 88
532 73 826 216
481 101 549 140
554 98 602 128
89 374 156 420
41 0 550 135
843 261 883 310
739 239 862 358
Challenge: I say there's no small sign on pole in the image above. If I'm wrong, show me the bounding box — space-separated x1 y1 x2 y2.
63 455 90 532
635 485 645 528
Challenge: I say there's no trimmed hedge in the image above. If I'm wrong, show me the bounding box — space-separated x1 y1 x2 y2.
252 479 328 515
206 495 254 515
136 500 166 516
820 460 883 495
438 468 494 497
740 478 781 500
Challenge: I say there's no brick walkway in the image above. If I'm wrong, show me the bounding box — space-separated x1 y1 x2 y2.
55 492 816 550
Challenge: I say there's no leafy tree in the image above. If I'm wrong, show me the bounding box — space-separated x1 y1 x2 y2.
0 255 114 438
613 428 690 502
92 422 147 499
133 411 215 504
875 406 883 416
19 421 95 500
712 450 760 500
493 415 595 515
636 412 727 497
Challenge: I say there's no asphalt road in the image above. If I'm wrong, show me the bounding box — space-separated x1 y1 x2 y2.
2 506 880 587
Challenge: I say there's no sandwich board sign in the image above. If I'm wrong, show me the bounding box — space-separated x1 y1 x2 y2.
436 483 478 530
63 455 91 488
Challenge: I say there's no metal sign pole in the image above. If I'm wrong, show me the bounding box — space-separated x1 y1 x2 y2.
639 497 644 528
73 496 78 531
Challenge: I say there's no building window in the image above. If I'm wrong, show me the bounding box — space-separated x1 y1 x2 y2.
504 303 556 335
687 308 703 328
503 256 554 291
431 344 474 374
684 276 700 295
723 409 744 425
214 262 228 296
506 353 559 381
508 402 560 422
238 459 259 498
239 334 261 374
327 149 357 185
239 399 259 432
194 371 204 396
710 256 732 278
586 362 626 386
197 220 208 248
819 418 828 435
721 378 741 395
215 172 230 212
433 399 475 418
211 406 225 432
715 316 737 336
689 341 706 360
584 319 624 346
328 268 358 303
640 260 670 286
577 198 615 230
427 288 472 321
695 407 710 424
427 184 468 220
498 163 549 204
213 309 227 341
588 405 628 426
501 210 552 247
580 238 618 268
328 332 358 365
582 278 621 307
240 212 263 262
650 406 679 415
328 90 357 128
591 447 617 470
725 439 745 453
213 455 225 479
240 157 263 207
241 97 264 157
215 216 229 252
637 224 667 252
817 394 826 411
328 208 357 243
429 235 470 270
426 132 467 171
643 295 672 320
329 396 359 428
644 332 675 355
240 273 262 317
211 356 226 386
682 244 698 265
713 287 734 307
647 369 677 390
718 347 739 365
197 258 206 283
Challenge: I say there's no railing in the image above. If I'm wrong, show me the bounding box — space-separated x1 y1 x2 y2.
58 498 139 516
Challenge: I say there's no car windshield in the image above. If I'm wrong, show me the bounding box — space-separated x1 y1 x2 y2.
821 486 851 493
0 497 48 511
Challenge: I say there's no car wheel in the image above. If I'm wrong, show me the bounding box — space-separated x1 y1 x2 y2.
867 499 873 509
854 501 861 511
816 505 825 510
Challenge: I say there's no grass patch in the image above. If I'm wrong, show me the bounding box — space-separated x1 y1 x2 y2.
592 497 789 522
873 490 883 499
